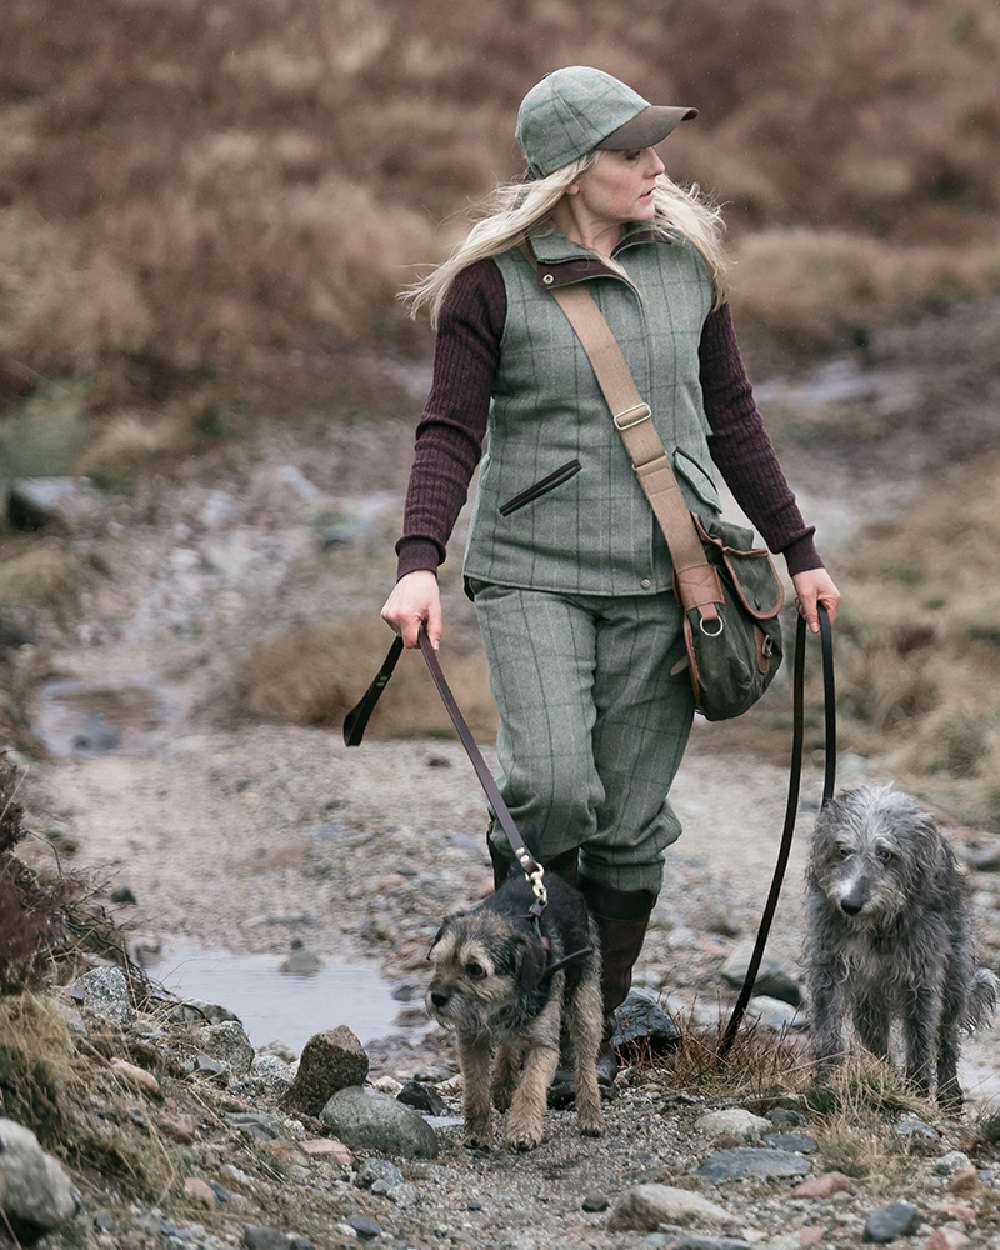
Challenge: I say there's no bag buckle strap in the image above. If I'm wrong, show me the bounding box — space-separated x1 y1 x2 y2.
613 402 651 430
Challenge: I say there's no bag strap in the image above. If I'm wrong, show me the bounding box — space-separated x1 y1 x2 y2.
543 277 722 624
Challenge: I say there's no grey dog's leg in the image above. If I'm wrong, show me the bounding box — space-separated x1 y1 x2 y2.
936 969 965 1110
491 1043 520 1113
851 991 891 1062
459 1032 494 1148
902 985 941 1097
809 958 844 1083
567 972 604 1137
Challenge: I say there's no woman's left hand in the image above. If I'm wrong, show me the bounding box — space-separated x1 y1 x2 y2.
791 568 841 634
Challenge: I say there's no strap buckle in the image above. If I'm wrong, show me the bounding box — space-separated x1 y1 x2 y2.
613 402 651 430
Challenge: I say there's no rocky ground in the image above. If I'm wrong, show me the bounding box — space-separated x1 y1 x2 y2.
3 307 1000 1248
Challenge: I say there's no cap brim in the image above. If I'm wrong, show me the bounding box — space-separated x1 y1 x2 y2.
597 104 698 151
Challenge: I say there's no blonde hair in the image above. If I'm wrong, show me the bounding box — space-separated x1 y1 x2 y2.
401 153 729 326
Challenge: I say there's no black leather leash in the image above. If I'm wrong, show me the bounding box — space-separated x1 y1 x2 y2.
344 624 552 942
718 602 836 1059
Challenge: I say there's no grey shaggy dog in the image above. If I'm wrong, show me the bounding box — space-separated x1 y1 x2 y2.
804 783 997 1107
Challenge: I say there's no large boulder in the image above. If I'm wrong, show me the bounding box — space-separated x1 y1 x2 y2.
0 1119 78 1243
282 1026 368 1117
319 1087 439 1159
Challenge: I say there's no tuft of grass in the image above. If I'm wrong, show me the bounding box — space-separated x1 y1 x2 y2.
806 1056 940 1188
245 617 497 740
643 1002 808 1100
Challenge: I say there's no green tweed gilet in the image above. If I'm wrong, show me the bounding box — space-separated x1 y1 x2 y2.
462 225 721 596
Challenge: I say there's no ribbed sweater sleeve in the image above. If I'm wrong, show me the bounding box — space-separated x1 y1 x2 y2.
395 259 505 581
699 303 822 576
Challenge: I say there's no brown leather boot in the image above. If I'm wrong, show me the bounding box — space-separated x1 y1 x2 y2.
548 878 656 1102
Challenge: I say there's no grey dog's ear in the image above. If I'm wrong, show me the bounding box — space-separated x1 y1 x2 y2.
514 935 548 992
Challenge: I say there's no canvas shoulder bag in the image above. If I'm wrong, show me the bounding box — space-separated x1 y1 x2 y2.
548 281 783 721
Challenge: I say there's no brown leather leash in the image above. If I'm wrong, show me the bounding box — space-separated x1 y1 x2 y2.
344 623 551 944
718 603 836 1058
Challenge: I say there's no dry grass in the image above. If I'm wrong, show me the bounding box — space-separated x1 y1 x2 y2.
714 454 1000 829
245 616 497 739
1 0 999 434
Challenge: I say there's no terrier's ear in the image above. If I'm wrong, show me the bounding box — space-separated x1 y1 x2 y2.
514 935 548 992
425 913 462 961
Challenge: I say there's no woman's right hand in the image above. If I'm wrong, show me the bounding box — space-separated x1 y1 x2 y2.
380 570 442 650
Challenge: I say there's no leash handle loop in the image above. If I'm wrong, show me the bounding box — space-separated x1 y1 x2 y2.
718 603 835 1059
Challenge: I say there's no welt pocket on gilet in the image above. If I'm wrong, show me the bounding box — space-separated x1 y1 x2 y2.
498 458 582 516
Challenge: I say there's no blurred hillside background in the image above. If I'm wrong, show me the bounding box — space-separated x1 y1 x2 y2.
1 0 999 828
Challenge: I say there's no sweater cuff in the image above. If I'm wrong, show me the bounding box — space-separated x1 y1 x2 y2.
781 533 824 577
395 538 443 582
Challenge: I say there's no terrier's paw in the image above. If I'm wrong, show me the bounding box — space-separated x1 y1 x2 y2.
464 1119 494 1151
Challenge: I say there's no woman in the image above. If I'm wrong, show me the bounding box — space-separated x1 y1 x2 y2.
381 66 840 1086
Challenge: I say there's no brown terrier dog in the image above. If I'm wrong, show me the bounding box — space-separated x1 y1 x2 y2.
427 869 604 1150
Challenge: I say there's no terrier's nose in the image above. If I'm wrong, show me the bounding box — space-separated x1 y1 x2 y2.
840 898 862 915
430 990 450 1008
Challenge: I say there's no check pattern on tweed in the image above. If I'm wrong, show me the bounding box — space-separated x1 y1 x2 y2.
472 580 695 893
462 228 718 597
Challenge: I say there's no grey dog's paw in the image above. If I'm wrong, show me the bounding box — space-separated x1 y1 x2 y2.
503 1120 544 1152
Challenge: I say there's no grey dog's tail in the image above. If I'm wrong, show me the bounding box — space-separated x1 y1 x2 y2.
965 967 999 1032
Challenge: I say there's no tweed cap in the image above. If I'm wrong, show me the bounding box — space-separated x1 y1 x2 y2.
516 65 697 178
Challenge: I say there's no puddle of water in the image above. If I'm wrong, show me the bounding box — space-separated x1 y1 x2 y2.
148 940 426 1054
34 677 173 758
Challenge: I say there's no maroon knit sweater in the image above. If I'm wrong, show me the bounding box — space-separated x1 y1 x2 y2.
395 258 822 582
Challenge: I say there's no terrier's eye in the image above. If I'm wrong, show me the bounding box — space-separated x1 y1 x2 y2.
876 846 895 864
465 961 486 979
837 846 853 860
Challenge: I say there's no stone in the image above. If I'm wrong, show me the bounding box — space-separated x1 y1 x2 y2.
582 1193 609 1212
747 996 807 1031
279 940 322 975
319 1087 439 1159
720 947 802 1007
70 966 135 1025
929 1201 975 1223
172 999 241 1025
301 1138 351 1164
607 1184 739 1232
0 1118 78 1240
193 1055 230 1080
934 1151 972 1176
611 988 680 1051
762 1132 817 1154
695 1148 812 1183
243 1228 292 1249
924 1231 970 1250
347 1213 381 1239
110 885 137 904
961 842 1000 872
799 1230 824 1247
225 1112 284 1141
356 1159 404 1190
231 1054 294 1098
894 1113 939 1151
862 1201 921 1243
766 1108 806 1128
695 1110 771 1141
195 1021 255 1075
397 1080 449 1116
371 1076 404 1096
110 1057 161 1096
184 1178 216 1207
791 1171 852 1198
282 1026 369 1117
